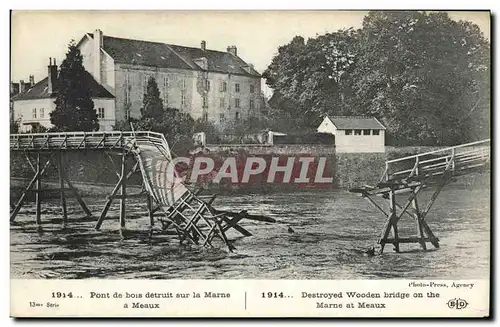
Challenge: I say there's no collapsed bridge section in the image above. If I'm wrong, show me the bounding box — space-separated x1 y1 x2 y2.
10 131 275 251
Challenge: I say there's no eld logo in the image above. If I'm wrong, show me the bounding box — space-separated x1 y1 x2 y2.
447 298 468 310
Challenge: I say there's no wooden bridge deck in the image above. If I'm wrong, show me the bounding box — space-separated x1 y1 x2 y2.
10 131 171 158
349 138 490 254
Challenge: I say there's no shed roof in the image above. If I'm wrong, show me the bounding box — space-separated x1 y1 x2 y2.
326 116 386 130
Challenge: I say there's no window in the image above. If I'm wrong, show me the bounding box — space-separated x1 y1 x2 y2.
235 112 240 120
124 73 131 104
125 110 130 120
354 129 362 135
363 129 371 135
235 98 240 108
163 76 169 106
32 108 36 119
40 108 44 118
125 88 131 104
98 107 105 119
220 81 227 92
249 99 255 110
250 85 255 93
181 79 187 89
345 129 353 135
202 95 208 108
143 74 148 91
181 92 186 106
235 83 240 93
219 98 225 109
219 113 225 122
373 130 380 135
202 112 208 121
206 80 211 91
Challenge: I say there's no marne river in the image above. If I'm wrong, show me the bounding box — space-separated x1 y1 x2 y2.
10 181 489 279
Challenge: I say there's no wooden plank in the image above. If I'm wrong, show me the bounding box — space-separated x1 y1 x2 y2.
383 237 437 244
10 154 54 221
364 195 388 217
35 153 42 225
412 197 427 251
147 194 154 226
58 153 68 223
119 151 127 228
378 188 397 253
23 151 35 173
62 173 92 217
214 209 276 223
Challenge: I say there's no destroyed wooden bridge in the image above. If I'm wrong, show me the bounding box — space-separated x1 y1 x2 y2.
10 131 275 251
350 139 490 254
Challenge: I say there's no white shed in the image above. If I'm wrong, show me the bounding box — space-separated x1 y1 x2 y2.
317 116 386 153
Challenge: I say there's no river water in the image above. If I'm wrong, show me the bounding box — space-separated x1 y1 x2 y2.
10 183 490 279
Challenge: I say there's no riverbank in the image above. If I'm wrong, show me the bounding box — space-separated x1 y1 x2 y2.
10 145 490 193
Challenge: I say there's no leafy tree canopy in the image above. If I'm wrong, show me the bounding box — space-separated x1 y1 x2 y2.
264 11 490 145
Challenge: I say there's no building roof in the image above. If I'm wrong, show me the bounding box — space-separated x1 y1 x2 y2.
326 116 386 130
11 71 115 101
87 33 261 77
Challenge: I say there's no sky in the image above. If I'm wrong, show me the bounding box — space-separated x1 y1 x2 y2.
10 10 490 97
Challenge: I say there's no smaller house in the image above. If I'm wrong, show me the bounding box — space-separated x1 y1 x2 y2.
11 58 115 133
10 75 36 123
317 116 386 153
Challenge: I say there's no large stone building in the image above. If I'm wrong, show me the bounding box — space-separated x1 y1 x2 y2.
77 29 263 127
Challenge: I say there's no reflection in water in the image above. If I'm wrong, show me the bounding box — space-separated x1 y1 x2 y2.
10 185 489 279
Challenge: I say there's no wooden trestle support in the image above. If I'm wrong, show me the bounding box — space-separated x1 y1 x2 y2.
92 147 273 251
10 151 92 224
10 131 275 252
350 139 490 254
351 177 447 254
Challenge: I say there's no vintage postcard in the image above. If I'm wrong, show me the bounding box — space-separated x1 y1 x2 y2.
9 10 491 318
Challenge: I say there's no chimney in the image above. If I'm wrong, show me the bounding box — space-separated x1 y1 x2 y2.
47 57 58 94
19 80 25 94
93 29 103 82
227 45 237 57
29 75 35 87
201 40 206 51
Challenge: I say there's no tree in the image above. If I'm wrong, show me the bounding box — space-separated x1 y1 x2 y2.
263 30 359 129
10 119 20 134
264 11 490 145
141 77 164 121
115 106 196 155
50 41 99 131
348 11 490 145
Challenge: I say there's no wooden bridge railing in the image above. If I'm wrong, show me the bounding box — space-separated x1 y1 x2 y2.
10 131 171 157
380 139 490 183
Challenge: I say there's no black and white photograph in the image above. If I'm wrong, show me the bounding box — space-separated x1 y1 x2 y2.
8 9 491 317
